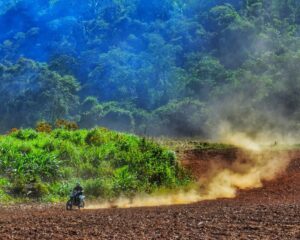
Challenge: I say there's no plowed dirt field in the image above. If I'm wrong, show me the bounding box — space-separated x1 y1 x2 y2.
0 149 299 240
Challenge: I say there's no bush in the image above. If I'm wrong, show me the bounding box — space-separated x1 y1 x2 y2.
36 121 52 133
55 119 79 130
28 180 50 198
84 178 106 198
56 141 80 165
7 128 19 135
113 166 138 196
79 162 98 179
9 178 26 196
12 129 38 140
85 128 106 146
49 181 75 198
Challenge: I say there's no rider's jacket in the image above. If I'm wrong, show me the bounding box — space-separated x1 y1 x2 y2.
73 185 83 193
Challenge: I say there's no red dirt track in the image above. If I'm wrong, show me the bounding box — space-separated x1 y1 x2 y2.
0 149 299 240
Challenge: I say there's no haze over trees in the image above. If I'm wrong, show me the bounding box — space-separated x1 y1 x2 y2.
0 0 300 136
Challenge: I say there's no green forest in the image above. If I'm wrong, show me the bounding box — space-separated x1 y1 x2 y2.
1 0 300 137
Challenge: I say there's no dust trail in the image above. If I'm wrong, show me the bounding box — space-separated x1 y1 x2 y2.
86 190 202 209
86 125 294 209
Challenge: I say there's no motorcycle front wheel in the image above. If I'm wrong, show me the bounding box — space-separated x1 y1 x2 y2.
66 200 73 210
78 200 85 209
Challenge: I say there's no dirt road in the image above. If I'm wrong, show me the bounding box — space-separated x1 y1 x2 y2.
0 149 299 240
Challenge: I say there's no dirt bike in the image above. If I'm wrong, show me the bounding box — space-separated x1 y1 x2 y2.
66 191 85 210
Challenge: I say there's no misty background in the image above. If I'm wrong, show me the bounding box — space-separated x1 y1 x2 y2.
0 0 300 137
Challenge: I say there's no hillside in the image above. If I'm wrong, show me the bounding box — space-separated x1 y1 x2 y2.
1 1 300 137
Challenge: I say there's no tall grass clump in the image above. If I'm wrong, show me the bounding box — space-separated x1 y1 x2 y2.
0 127 191 202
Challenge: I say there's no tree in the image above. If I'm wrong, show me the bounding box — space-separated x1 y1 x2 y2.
0 58 80 131
149 99 208 137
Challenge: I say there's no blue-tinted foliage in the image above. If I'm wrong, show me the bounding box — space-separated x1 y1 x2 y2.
0 0 300 136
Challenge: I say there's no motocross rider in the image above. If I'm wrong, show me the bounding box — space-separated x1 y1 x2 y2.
73 183 83 204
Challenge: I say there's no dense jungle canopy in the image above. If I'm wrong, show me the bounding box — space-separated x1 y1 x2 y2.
1 0 300 136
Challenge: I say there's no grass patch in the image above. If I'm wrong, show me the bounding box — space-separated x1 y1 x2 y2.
0 128 191 202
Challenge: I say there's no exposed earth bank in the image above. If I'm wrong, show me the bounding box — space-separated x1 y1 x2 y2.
0 149 299 240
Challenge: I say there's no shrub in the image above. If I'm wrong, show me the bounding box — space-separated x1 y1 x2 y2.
79 162 98 179
55 119 79 130
113 166 138 196
85 128 105 146
18 144 32 154
0 189 11 202
7 128 19 135
9 178 26 196
28 180 50 198
36 121 52 133
49 181 75 198
84 178 106 198
56 141 80 164
59 167 74 179
12 129 38 140
52 129 72 140
42 141 55 152
97 161 114 177
69 131 85 145
0 178 10 202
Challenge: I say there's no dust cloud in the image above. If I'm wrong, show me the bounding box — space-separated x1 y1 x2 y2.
86 123 294 209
